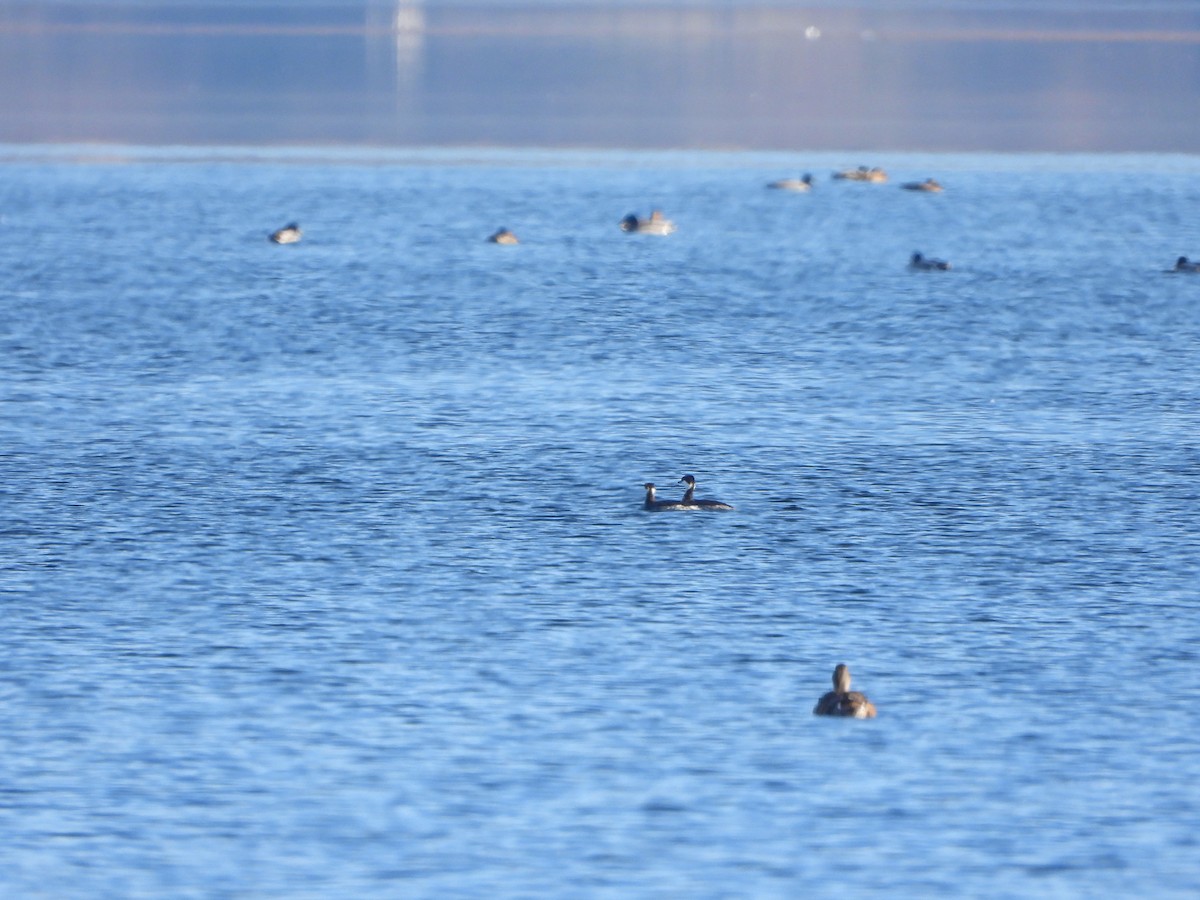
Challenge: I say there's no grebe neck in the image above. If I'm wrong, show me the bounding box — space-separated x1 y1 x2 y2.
643 483 658 509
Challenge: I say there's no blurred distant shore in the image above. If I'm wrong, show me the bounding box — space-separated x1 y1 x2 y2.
3 2 1198 151
6 3 1200 40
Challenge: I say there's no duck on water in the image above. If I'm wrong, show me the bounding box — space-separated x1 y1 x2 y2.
813 664 877 719
488 227 519 245
767 174 814 192
909 251 951 271
269 222 302 244
621 210 676 235
833 166 887 183
901 178 944 192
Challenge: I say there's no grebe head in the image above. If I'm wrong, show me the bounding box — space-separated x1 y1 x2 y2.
1177 256 1191 269
678 474 696 502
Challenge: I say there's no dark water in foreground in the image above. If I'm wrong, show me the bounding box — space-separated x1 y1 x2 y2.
2 146 1200 897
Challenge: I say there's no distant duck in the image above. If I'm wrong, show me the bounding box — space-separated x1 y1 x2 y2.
902 178 944 192
813 664 877 719
1172 256 1200 272
767 173 814 192
643 482 694 511
488 227 519 245
833 166 888 183
621 210 677 235
269 222 302 244
678 474 734 510
909 251 951 271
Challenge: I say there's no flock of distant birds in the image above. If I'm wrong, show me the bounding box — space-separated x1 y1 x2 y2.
266 164 955 271
269 163 1200 276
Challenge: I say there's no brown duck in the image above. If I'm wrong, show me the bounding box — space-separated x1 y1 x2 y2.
813 664 877 719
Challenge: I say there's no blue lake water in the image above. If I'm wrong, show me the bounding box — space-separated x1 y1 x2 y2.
2 146 1200 897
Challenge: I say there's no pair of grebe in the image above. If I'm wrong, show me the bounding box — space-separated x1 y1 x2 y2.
813 664 878 719
642 475 734 511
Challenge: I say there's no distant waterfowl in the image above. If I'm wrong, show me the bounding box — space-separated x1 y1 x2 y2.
833 166 888 183
488 227 519 245
813 664 877 719
621 210 677 235
269 222 302 244
901 178 944 192
767 173 814 192
643 482 695 511
909 251 951 271
678 474 734 510
1171 256 1200 272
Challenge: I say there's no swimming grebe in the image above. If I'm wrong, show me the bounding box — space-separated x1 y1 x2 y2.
901 178 944 192
767 174 814 192
813 664 877 719
643 482 696 511
833 166 887 183
269 223 302 244
488 228 519 245
677 474 734 510
621 210 677 235
1172 256 1200 272
909 251 951 271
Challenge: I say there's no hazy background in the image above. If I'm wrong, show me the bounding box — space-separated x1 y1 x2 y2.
3 1 1199 152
